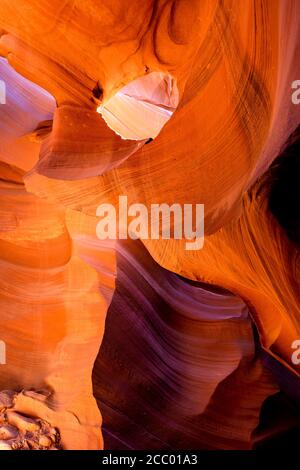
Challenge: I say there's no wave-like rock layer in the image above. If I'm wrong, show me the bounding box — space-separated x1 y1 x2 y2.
0 0 299 450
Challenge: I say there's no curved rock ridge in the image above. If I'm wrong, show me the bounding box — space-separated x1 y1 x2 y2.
0 0 299 451
0 166 113 449
0 58 55 171
141 170 300 377
93 239 278 450
2 1 299 232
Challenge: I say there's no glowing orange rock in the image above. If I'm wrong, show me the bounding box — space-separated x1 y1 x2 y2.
0 0 299 450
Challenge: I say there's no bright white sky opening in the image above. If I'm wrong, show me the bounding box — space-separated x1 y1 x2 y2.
97 72 179 141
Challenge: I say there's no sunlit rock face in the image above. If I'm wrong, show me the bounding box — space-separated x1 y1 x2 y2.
0 164 109 449
0 0 299 450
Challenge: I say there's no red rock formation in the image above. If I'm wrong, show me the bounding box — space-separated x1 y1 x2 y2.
0 0 299 450
0 163 109 449
94 239 278 450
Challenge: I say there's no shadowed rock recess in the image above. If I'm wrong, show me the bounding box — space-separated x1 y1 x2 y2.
0 0 299 450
